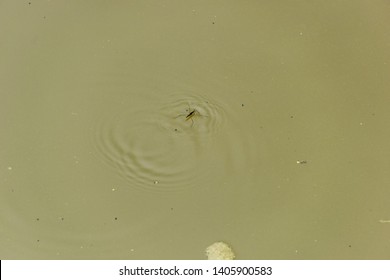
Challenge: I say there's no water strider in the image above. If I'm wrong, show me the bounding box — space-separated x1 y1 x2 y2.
175 106 206 127
185 108 197 123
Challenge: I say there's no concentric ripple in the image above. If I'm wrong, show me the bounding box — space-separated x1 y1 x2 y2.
91 94 227 193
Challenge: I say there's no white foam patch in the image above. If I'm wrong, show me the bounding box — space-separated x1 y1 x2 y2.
206 242 235 260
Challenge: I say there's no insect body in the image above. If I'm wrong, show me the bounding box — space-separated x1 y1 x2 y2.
185 109 197 121
175 106 204 127
184 108 199 127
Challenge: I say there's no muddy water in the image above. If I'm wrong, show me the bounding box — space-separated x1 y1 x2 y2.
1 1 390 259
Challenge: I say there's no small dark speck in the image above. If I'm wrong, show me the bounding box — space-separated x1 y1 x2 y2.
348 244 352 248
290 115 294 119
212 22 215 24
28 2 31 4
171 207 174 211
241 104 244 107
60 217 64 221
37 239 40 242
36 218 40 221
114 217 118 220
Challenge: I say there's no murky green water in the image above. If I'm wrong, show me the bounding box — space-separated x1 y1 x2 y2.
1 1 390 259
